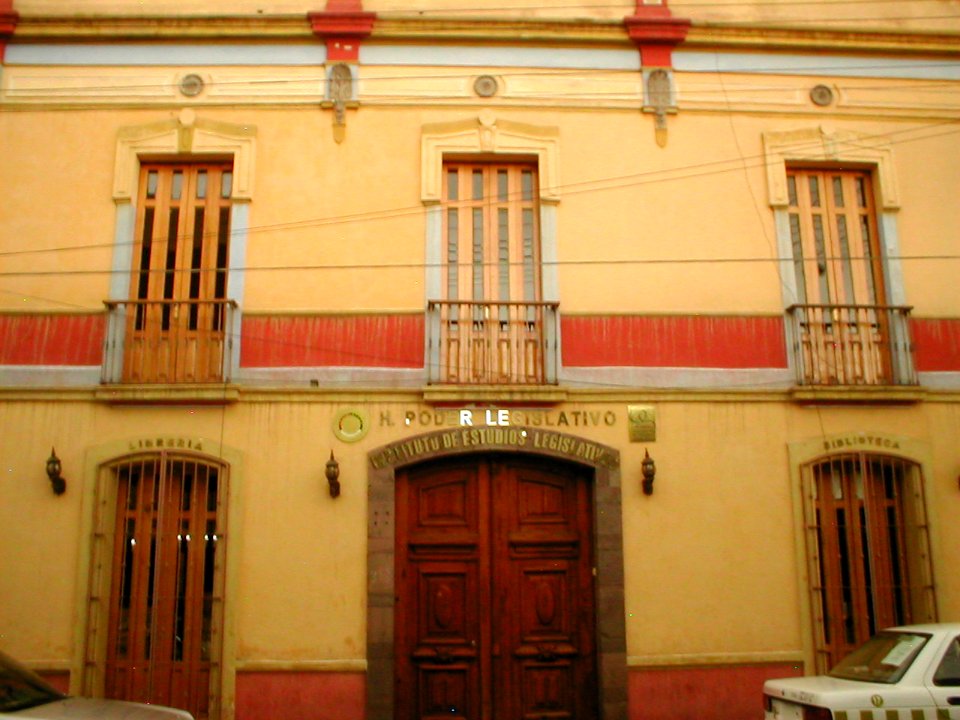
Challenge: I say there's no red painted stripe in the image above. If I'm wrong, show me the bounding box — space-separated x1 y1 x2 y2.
912 318 960 372
629 663 802 720
561 315 788 369
235 671 364 720
240 314 424 368
0 313 104 365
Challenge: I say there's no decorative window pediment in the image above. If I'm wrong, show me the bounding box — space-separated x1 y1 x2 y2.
420 111 559 204
113 110 256 202
763 126 899 210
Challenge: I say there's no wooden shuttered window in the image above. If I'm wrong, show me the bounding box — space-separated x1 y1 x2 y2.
443 162 541 313
787 168 886 310
123 163 234 383
431 161 557 384
785 168 916 386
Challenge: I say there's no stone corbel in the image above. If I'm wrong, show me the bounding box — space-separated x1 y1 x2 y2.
309 1 375 143
324 63 359 143
643 68 676 148
624 1 690 148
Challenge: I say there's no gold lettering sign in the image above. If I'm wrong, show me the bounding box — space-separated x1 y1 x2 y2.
369 427 618 471
822 434 901 452
127 437 205 452
380 408 619 429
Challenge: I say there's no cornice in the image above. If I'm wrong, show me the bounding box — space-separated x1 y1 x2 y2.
9 15 315 41
367 16 627 45
684 23 960 56
1 385 958 404
7 14 960 57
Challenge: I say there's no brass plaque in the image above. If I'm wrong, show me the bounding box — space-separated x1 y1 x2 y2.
333 408 370 443
627 405 656 442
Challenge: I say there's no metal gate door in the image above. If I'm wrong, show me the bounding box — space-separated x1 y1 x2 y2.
103 453 227 719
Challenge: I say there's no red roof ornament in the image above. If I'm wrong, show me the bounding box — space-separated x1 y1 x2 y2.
308 0 376 62
624 1 691 68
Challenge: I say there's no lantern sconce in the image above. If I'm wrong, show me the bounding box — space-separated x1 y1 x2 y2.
46 447 66 496
325 451 341 498
641 449 656 496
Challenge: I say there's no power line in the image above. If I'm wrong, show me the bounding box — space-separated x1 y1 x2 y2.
2 60 960 99
1 117 958 267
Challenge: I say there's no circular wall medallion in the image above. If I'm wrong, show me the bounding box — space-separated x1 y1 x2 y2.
473 75 499 98
809 84 834 107
333 408 370 443
179 74 205 97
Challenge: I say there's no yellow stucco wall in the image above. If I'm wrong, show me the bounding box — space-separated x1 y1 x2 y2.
1 5 959 717
1 395 957 670
2 87 959 315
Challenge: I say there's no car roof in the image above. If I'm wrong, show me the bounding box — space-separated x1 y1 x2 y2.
888 623 960 634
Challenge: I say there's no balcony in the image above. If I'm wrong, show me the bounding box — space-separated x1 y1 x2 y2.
427 300 559 386
102 299 237 385
787 304 917 388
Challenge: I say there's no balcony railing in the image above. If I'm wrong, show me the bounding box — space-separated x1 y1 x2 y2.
427 300 559 385
786 304 917 387
102 299 237 384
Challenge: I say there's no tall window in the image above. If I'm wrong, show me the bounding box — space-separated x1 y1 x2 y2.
803 453 935 670
788 168 885 310
123 163 233 383
443 162 541 314
785 168 914 386
430 162 554 384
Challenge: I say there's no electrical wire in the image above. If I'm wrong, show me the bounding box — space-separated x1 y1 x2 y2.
2 59 960 100
1 116 958 269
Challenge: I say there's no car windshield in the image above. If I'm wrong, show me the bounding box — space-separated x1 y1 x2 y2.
829 631 931 684
0 649 66 712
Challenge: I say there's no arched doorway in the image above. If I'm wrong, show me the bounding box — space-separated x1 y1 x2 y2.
801 451 936 670
367 427 626 720
395 453 596 719
85 451 229 720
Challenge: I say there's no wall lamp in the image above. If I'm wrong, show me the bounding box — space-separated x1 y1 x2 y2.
46 447 67 496
325 451 341 498
641 449 656 496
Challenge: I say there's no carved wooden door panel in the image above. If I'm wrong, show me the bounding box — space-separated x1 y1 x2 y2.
395 455 597 720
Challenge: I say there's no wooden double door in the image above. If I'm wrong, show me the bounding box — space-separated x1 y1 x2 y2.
395 454 598 720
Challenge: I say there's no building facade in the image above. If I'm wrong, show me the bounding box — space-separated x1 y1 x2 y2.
1 1 958 719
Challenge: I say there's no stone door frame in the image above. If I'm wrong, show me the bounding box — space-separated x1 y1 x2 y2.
366 427 627 720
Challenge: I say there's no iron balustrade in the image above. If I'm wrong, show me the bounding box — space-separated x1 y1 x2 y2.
102 299 237 384
786 304 917 387
427 300 559 385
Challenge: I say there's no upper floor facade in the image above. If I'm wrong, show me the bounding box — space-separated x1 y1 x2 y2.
1 0 958 400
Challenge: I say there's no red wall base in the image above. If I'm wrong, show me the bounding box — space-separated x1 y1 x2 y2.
628 663 803 720
235 671 364 720
231 664 801 720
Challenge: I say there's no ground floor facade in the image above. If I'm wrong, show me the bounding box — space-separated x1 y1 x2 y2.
1 389 957 720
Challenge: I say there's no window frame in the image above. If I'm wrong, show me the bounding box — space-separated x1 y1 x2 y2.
788 434 939 675
104 115 255 385
763 128 915 387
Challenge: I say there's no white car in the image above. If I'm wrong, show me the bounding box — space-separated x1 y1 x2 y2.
0 649 193 719
764 623 960 720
